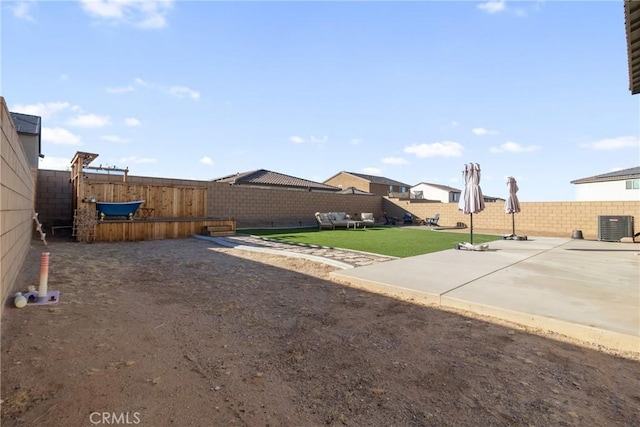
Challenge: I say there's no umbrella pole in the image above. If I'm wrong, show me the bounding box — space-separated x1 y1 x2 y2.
512 212 515 236
470 213 473 244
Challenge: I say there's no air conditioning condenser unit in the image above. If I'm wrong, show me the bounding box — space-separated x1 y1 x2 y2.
598 215 634 242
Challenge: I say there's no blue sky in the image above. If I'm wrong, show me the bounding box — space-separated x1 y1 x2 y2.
2 0 639 201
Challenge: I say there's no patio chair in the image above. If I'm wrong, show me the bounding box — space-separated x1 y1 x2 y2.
360 212 375 227
425 213 440 227
383 212 398 225
403 213 413 224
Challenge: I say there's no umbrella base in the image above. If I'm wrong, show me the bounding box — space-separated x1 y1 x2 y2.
502 234 528 241
455 242 489 251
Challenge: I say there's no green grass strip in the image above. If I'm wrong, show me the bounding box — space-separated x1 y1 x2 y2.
238 227 501 258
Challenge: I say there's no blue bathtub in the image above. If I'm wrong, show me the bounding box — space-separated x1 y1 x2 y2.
96 200 145 220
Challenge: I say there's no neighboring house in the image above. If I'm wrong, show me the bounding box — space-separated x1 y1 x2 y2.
411 182 461 203
211 169 341 192
324 171 411 197
482 195 505 203
9 112 42 167
410 182 503 203
570 166 640 201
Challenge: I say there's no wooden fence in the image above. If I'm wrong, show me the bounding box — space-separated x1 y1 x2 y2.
80 182 207 218
93 219 233 242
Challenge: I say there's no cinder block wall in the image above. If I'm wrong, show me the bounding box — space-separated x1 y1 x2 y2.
207 183 384 228
35 170 74 224
385 198 640 239
36 168 639 238
1 97 37 312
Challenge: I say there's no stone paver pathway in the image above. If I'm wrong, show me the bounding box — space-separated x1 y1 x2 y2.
194 234 397 269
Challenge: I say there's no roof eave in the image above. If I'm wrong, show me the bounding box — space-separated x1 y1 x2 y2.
625 0 640 94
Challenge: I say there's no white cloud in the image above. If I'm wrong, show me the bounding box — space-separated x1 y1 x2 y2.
119 156 157 164
200 156 215 165
106 85 135 94
59 74 69 81
119 78 201 100
490 141 540 153
451 121 459 128
68 113 111 128
362 167 381 175
11 102 71 119
580 136 639 150
472 127 498 136
477 1 506 14
404 141 464 158
381 157 409 165
168 86 200 100
39 156 71 170
290 136 305 144
350 138 362 145
79 0 173 29
43 127 82 145
124 117 141 126
137 13 166 29
310 135 328 144
10 1 36 21
100 135 129 143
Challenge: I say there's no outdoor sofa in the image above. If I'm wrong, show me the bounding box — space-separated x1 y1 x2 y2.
315 212 376 229
315 212 352 229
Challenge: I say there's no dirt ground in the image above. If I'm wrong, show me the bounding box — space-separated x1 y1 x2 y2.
1 237 639 426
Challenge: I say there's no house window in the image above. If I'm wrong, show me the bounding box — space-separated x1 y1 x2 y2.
625 179 640 190
451 193 460 202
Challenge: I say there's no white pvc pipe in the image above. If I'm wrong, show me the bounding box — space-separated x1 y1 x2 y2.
39 252 50 301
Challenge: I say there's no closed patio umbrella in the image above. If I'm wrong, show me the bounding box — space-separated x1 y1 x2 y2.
459 163 485 244
505 176 521 238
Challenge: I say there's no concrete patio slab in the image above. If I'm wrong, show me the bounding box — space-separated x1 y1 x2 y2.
331 237 640 353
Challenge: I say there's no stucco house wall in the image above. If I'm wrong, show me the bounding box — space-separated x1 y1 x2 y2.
325 172 409 197
17 133 39 168
324 173 371 194
574 180 639 201
411 183 459 203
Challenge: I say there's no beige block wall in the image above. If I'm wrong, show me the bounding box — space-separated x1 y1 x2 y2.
36 170 74 224
1 97 37 313
35 168 639 238
207 183 383 228
385 198 640 239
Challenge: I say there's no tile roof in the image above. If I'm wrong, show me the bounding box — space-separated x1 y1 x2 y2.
211 169 341 191
342 171 411 187
570 166 640 184
337 186 374 195
10 112 41 135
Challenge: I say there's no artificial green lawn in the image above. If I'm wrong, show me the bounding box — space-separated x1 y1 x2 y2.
238 227 501 258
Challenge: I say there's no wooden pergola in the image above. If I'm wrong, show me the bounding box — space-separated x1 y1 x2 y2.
70 152 129 210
